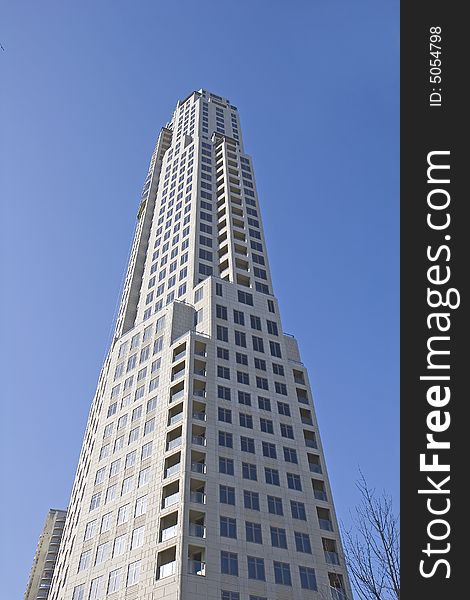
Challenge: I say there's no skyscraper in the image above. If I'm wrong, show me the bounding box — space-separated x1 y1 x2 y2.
49 90 352 600
25 509 67 600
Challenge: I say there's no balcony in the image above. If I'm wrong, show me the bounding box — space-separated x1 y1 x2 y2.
168 412 183 427
164 463 181 479
314 490 328 502
310 463 322 474
160 524 178 542
190 490 206 504
301 416 314 426
171 369 185 382
170 389 185 403
188 560 206 577
173 349 186 363
325 551 340 565
192 435 207 447
193 389 206 398
192 411 206 422
189 523 206 538
166 437 182 451
194 368 207 377
319 518 334 532
159 560 176 579
331 589 347 600
162 492 179 509
191 462 206 474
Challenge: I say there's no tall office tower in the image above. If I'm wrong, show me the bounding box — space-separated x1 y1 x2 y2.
49 90 352 600
25 509 67 600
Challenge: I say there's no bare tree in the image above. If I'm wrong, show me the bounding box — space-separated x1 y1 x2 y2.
342 473 400 600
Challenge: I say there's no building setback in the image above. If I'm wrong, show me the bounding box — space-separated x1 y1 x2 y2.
48 89 352 600
25 509 67 600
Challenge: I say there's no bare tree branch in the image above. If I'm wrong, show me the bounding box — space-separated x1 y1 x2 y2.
342 472 400 600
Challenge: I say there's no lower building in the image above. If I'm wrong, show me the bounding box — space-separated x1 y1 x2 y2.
25 509 67 600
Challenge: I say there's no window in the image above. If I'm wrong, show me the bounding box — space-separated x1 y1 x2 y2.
72 584 85 600
117 504 130 525
236 352 248 365
218 366 230 379
238 290 253 305
296 567 317 591
287 473 302 491
270 341 282 358
258 396 271 411
275 382 288 395
280 423 294 439
233 310 245 325
241 437 255 455
267 320 279 335
218 407 232 423
135 495 147 517
291 500 307 520
238 391 251 405
95 541 110 565
265 467 280 485
84 520 97 541
220 484 235 505
237 371 249 385
239 414 253 429
138 466 151 487
217 325 229 342
245 521 262 544
250 315 262 330
147 397 157 412
277 402 291 416
99 513 112 535
108 568 124 593
272 363 284 376
127 560 141 586
267 495 283 515
221 592 239 600
254 357 266 370
221 551 238 576
262 441 277 458
244 490 260 511
242 462 257 480
89 492 101 511
247 556 265 581
89 576 104 600
295 532 312 553
267 299 275 313
125 450 137 468
220 516 237 538
256 376 268 390
78 549 91 571
144 418 155 435
216 282 223 296
122 475 135 495
218 385 231 401
273 561 292 586
219 456 234 475
216 304 228 320
217 347 229 360
271 527 288 549
219 431 233 448
260 418 274 434
284 447 298 463
109 460 120 478
234 330 246 347
252 336 264 353
128 427 139 443
95 467 106 484
131 525 145 549
113 533 127 558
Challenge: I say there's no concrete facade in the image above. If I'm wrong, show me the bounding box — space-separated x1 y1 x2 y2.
25 509 67 600
48 90 352 600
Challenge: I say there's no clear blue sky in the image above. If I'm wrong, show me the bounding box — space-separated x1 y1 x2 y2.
1 1 399 597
